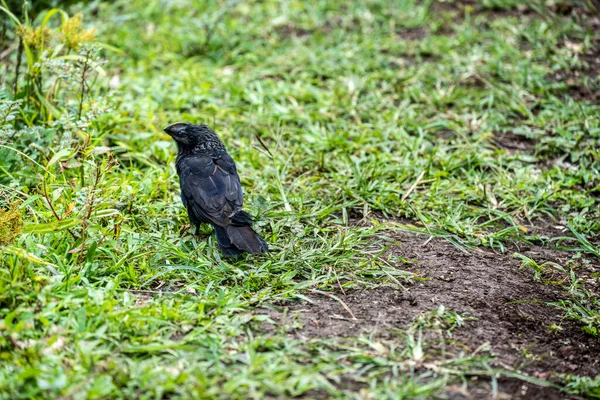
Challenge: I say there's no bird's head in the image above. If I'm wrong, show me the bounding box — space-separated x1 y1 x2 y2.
164 122 192 144
164 122 221 152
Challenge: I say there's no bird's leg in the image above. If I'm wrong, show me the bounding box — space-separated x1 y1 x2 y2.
193 224 212 239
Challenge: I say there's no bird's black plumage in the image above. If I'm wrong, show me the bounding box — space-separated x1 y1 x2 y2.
164 123 268 256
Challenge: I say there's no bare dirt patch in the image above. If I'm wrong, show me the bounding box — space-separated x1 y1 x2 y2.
260 225 599 398
274 24 314 39
492 131 537 153
395 25 429 41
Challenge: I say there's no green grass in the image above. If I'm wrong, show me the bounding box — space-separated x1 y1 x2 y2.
1 0 599 398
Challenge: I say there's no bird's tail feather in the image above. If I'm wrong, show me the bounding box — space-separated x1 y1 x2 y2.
231 210 255 226
221 225 268 255
214 226 243 256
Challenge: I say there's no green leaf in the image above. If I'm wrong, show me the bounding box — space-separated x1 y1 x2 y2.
0 6 21 26
23 218 80 234
47 148 74 167
2 246 58 272
91 209 121 219
86 240 97 263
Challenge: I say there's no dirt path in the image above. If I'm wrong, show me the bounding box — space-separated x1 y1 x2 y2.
261 225 599 398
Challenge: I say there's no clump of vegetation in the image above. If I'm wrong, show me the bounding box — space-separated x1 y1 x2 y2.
517 251 600 337
1 3 105 123
0 202 22 245
15 25 51 48
60 12 96 49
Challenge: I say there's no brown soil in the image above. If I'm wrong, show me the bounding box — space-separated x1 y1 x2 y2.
260 225 599 399
396 25 429 41
492 131 537 153
275 24 314 39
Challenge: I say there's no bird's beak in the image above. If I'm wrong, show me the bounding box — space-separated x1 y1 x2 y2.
163 122 187 137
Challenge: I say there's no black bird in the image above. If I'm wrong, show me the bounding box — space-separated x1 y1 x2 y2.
164 123 268 256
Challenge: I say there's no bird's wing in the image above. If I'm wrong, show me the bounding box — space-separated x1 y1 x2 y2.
180 153 244 226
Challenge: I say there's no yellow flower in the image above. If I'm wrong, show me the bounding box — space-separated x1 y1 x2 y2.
16 25 51 49
60 13 96 50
